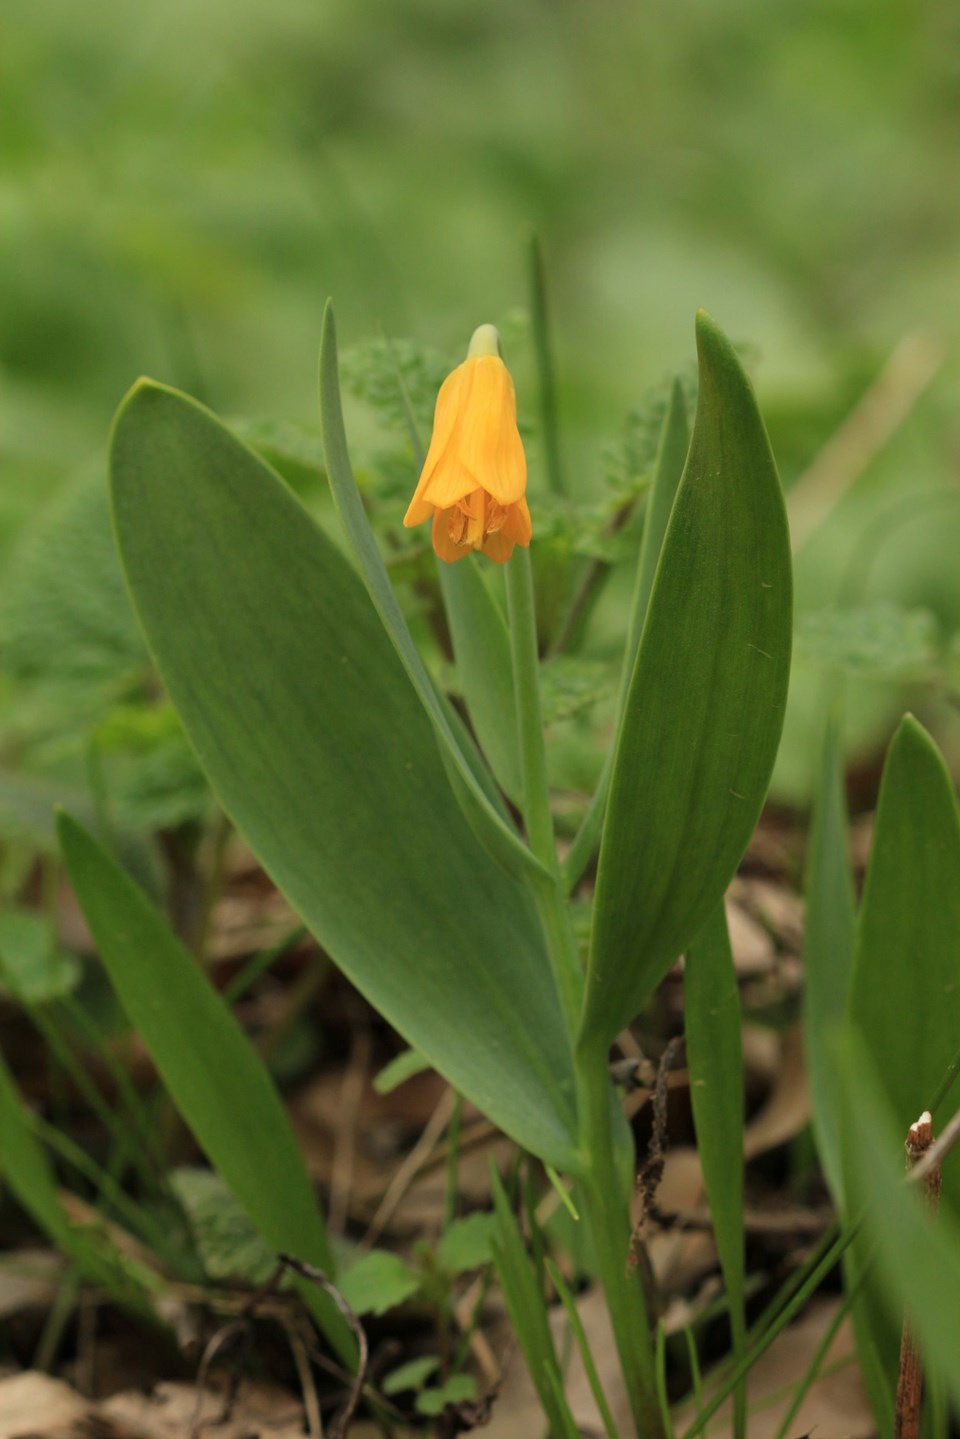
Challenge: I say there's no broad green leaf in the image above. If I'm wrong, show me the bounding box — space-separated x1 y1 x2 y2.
338 1249 422 1317
0 473 144 690
584 312 792 1042
383 1356 441 1396
439 561 522 804
57 812 351 1358
0 910 80 1003
436 1213 496 1273
416 1375 478 1416
837 1031 960 1416
795 602 939 683
169 1169 276 1284
804 708 856 1202
561 380 689 894
684 903 746 1439
539 656 618 726
848 715 960 1129
0 770 93 848
109 381 577 1169
0 1048 154 1314
318 302 547 886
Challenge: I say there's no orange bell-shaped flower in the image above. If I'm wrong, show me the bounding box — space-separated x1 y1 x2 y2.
403 325 531 564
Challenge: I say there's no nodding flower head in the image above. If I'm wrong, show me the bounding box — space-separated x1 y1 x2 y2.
403 325 531 564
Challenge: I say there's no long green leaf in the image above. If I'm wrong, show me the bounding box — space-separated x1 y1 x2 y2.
848 714 960 1128
684 902 746 1439
318 302 546 885
584 312 792 1043
562 379 689 894
844 714 960 1427
109 381 577 1169
629 377 691 663
804 706 856 1203
838 1029 960 1416
439 562 521 804
57 811 352 1357
489 1166 578 1439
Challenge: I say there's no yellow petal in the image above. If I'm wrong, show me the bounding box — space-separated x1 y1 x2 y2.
502 495 532 546
480 528 516 563
403 364 471 525
455 357 527 506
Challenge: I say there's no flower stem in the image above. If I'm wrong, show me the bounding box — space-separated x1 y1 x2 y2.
505 549 583 1037
506 547 662 1436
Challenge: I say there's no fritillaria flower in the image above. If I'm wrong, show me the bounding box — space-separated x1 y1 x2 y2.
403 325 531 564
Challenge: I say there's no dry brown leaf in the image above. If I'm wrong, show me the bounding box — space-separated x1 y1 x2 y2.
102 1378 306 1438
482 1282 632 1439
744 1025 811 1161
731 877 805 955
0 1251 63 1321
724 899 774 976
0 1373 93 1439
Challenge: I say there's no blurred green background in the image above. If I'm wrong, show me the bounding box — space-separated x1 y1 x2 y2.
3 0 960 807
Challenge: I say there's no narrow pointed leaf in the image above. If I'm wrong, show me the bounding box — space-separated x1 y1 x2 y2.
844 716 960 1426
848 714 960 1129
837 1030 960 1416
489 1167 577 1439
584 312 792 1042
562 380 689 894
109 382 577 1169
629 377 690 665
439 562 521 803
804 707 856 1202
57 811 351 1355
318 302 545 884
0 1047 154 1314
684 903 747 1439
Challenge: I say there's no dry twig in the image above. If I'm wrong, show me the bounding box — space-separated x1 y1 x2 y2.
894 1110 941 1439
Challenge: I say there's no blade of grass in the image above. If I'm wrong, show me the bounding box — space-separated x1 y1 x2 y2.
527 230 566 498
0 1048 156 1315
684 902 746 1439
803 704 856 1203
545 1258 619 1439
770 1277 862 1439
490 1164 577 1439
837 1030 960 1416
680 1223 856 1439
57 811 353 1361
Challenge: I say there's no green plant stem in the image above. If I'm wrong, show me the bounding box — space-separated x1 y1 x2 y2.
505 548 582 1034
505 548 556 872
527 230 566 498
575 1033 663 1439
